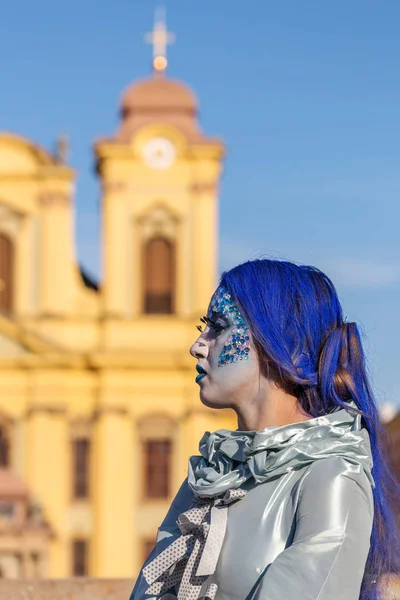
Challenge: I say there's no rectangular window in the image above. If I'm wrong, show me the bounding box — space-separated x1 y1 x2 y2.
0 233 14 314
73 439 90 499
0 427 10 467
143 237 175 314
145 292 173 314
144 439 172 499
72 539 88 576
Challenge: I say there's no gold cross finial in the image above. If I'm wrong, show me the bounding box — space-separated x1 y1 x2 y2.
145 7 175 73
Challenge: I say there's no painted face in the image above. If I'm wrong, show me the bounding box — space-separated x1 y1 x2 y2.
190 285 261 409
207 286 251 367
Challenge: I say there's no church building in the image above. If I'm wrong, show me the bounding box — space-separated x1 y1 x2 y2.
0 13 235 578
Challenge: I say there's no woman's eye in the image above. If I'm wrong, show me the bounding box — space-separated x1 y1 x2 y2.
196 315 227 334
208 319 226 333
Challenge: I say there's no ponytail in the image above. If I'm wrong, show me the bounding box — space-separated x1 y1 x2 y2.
319 322 372 414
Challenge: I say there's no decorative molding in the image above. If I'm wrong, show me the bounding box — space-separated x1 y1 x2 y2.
26 404 67 418
0 314 61 355
67 503 93 537
92 406 129 420
102 181 218 196
103 184 186 195
137 414 176 440
138 204 179 241
189 182 217 195
0 204 21 238
38 192 71 207
101 311 126 320
0 331 28 357
101 181 127 194
68 419 93 440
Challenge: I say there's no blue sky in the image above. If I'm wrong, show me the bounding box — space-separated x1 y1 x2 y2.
1 1 399 408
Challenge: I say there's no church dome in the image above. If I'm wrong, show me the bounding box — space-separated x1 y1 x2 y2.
121 76 198 115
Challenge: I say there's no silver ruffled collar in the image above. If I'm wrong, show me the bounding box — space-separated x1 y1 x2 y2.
188 400 374 498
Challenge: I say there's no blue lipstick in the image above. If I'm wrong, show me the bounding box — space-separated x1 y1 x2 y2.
195 364 207 384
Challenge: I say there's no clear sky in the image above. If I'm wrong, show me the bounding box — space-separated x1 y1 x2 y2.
1 1 399 408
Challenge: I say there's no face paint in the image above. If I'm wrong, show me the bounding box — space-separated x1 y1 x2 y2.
208 285 251 367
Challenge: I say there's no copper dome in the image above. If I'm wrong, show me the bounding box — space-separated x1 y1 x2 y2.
121 76 198 115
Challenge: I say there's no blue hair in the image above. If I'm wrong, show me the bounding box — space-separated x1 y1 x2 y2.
220 258 400 600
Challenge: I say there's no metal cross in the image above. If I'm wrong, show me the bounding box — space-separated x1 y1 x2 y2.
145 7 175 69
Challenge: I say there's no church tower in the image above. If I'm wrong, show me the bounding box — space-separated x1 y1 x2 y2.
91 12 231 576
95 14 224 322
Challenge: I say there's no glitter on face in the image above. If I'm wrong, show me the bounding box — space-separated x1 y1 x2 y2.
207 285 251 367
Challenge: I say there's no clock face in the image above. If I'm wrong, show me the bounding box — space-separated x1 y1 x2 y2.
142 137 176 170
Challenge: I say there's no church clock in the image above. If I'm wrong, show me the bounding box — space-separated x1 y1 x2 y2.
142 137 176 169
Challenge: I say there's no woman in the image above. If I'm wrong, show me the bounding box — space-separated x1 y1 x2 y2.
130 259 400 600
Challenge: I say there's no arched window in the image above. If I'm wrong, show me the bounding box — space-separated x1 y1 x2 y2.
143 237 175 314
0 233 13 314
0 426 10 467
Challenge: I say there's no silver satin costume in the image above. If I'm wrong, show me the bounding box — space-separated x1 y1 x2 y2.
130 401 374 600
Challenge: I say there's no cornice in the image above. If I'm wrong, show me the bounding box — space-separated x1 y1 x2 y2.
38 192 72 207
92 405 130 420
26 404 67 418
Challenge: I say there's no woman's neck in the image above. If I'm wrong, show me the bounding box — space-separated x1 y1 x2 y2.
235 383 313 431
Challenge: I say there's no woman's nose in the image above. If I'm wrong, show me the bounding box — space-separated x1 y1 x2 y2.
190 335 209 359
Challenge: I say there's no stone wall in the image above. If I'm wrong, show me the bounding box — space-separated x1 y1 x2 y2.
0 577 398 599
0 578 135 599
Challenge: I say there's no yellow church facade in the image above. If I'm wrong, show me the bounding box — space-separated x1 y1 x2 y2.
0 63 236 577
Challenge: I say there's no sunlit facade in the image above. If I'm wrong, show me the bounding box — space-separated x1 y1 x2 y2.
0 62 236 578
